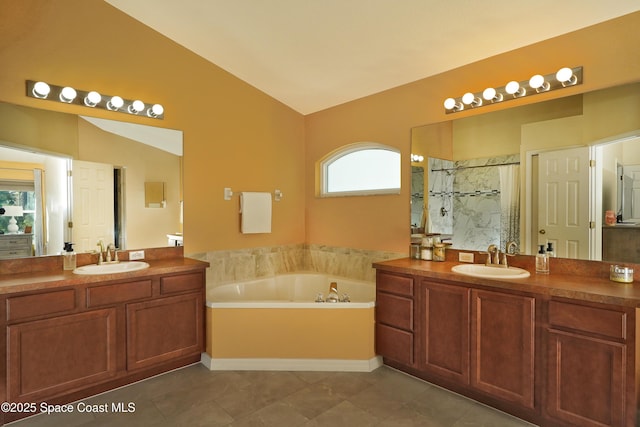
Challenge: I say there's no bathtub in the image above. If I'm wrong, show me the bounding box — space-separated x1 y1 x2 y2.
202 273 382 372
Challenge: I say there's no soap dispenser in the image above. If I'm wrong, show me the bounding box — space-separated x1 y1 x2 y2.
63 242 76 271
546 242 555 258
536 245 549 274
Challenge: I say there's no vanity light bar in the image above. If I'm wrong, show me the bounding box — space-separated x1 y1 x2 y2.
25 80 164 120
443 66 583 114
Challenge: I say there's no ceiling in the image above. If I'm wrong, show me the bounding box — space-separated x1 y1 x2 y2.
105 1 640 115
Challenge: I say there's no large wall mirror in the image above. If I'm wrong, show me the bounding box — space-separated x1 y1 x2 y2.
0 102 183 258
411 81 640 263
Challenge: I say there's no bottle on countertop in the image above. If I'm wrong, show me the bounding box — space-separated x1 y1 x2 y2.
327 282 340 303
546 242 555 257
536 245 549 274
62 242 76 271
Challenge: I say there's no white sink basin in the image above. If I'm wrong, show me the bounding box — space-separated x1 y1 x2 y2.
73 261 150 275
451 264 530 279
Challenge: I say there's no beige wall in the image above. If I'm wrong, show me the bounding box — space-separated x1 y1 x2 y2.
305 12 640 254
1 1 639 256
0 0 305 254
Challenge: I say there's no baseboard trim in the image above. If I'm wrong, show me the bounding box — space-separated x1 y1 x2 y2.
200 353 382 372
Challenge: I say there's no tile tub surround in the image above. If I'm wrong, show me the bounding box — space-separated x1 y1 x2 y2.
188 244 404 292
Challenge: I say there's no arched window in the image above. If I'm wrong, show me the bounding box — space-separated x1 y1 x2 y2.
320 142 401 196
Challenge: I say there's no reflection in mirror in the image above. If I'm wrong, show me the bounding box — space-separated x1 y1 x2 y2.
145 182 166 208
621 164 640 221
412 82 640 263
0 102 183 259
410 166 424 229
420 155 519 252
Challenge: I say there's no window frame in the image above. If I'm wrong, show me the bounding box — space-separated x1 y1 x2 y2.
319 142 401 197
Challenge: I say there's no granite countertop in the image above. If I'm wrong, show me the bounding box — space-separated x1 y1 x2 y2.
0 257 209 296
373 257 640 308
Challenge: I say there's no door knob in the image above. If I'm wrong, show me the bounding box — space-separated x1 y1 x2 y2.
539 229 546 234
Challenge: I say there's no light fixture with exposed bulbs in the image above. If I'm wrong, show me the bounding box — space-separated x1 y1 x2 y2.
25 80 164 120
443 66 583 114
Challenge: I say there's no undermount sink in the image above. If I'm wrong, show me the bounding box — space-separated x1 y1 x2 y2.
451 264 530 279
73 261 150 275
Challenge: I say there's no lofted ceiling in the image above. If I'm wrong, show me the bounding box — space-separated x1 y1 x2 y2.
105 1 640 115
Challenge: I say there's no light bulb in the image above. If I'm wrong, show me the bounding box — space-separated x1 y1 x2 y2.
107 96 124 111
84 91 102 107
128 100 145 114
505 81 525 97
59 86 77 103
32 81 50 98
529 74 549 92
443 98 456 110
461 92 475 105
147 103 164 118
482 87 503 102
556 67 576 86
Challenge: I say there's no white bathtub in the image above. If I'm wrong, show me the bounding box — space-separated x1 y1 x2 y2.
206 272 375 308
203 273 381 372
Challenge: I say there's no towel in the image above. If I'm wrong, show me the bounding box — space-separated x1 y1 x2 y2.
240 192 272 233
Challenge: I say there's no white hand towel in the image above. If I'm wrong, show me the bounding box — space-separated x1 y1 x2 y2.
240 192 272 233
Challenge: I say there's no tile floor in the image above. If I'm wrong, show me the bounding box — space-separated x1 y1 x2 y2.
8 364 536 426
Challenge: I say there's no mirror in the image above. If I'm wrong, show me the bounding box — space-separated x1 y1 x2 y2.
412 82 640 262
0 102 183 258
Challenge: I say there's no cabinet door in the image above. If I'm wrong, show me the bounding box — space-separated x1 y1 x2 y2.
471 290 535 409
546 330 625 427
7 309 116 402
419 280 469 383
126 292 203 371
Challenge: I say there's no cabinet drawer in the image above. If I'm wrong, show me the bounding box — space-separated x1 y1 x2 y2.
160 272 203 295
376 292 413 331
377 272 413 297
87 280 153 307
376 323 414 366
548 300 626 340
7 289 76 322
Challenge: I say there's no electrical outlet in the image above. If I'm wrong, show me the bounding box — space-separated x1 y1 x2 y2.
458 252 474 263
129 250 145 260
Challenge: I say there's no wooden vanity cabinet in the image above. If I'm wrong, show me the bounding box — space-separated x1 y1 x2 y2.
375 265 640 426
545 299 633 427
1 268 206 423
417 280 535 409
418 280 470 383
471 289 535 410
375 271 415 367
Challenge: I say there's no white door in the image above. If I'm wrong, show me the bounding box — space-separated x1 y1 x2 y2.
538 147 591 259
72 160 114 253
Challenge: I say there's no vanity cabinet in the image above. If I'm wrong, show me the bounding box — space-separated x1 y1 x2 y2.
545 299 631 427
471 289 535 409
417 280 535 409
0 266 206 424
418 280 469 383
374 261 640 427
7 309 117 402
375 271 415 367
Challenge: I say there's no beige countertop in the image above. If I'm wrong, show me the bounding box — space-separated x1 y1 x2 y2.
373 257 640 308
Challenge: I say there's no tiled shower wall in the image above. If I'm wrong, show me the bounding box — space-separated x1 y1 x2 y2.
188 244 404 291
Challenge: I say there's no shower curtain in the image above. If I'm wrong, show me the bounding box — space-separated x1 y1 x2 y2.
499 164 520 250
